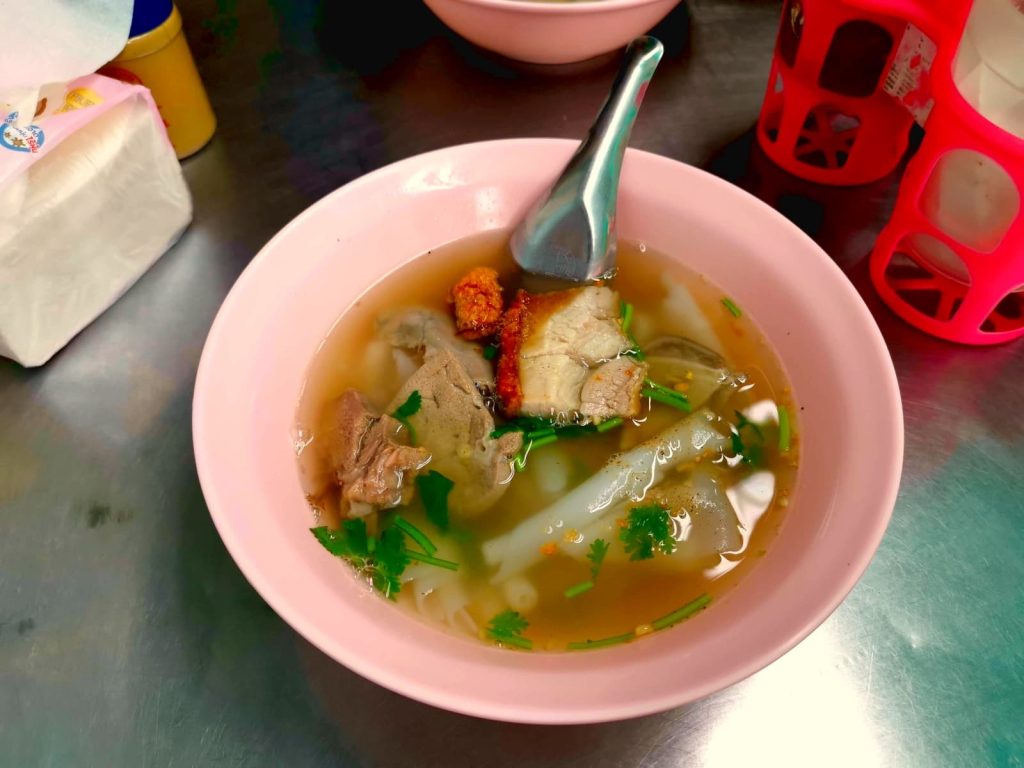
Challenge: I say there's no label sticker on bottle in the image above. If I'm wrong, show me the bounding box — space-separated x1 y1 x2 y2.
883 23 938 126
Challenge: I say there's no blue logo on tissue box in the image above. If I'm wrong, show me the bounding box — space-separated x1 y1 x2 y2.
1 112 45 154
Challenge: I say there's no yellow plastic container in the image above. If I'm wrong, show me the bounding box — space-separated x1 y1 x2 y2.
102 4 216 159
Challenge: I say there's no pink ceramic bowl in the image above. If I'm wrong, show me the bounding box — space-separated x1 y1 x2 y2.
193 139 903 724
422 0 683 64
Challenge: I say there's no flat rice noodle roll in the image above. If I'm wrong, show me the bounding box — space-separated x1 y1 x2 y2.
564 467 743 572
660 274 724 355
482 410 727 582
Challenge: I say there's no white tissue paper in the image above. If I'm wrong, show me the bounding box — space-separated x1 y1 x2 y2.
0 0 193 367
0 0 133 125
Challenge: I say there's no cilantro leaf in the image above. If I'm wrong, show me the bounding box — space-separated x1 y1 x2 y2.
489 610 528 635
311 518 408 600
342 517 369 556
619 504 676 561
730 410 765 465
565 537 611 598
390 390 422 443
486 610 532 649
743 443 764 465
391 390 422 420
370 526 409 599
416 470 454 532
587 538 610 580
734 410 764 441
311 525 360 560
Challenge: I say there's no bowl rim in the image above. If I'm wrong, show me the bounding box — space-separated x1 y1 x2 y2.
193 138 904 724
427 0 679 15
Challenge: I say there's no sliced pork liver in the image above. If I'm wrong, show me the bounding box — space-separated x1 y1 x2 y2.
388 349 520 517
380 308 494 391
325 390 430 512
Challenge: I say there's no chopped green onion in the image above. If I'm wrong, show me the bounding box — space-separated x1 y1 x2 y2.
565 594 711 650
641 379 692 413
721 297 742 318
405 550 460 571
563 580 594 598
651 594 711 631
567 632 635 651
491 634 532 650
624 344 646 361
529 433 558 450
556 424 596 439
490 416 555 439
392 515 437 556
366 535 377 555
620 301 635 334
596 417 623 433
490 424 521 439
512 434 557 472
778 405 791 453
512 432 558 470
482 344 498 360
525 427 556 441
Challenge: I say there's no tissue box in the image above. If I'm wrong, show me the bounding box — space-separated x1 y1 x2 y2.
0 74 192 367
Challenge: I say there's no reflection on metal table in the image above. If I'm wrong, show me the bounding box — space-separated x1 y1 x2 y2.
1 0 1021 765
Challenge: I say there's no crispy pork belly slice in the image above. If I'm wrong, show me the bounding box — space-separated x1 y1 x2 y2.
498 286 644 420
580 357 645 421
520 355 589 417
520 286 628 362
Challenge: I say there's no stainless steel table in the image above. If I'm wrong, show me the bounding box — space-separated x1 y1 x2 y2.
2 1 1022 765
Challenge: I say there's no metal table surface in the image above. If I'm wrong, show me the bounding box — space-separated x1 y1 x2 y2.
2 1 1022 765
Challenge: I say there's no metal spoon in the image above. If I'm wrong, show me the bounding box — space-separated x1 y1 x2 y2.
511 36 664 283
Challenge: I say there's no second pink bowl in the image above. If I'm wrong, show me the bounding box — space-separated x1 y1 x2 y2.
422 0 683 64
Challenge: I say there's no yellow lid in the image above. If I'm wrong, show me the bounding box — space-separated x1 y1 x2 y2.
112 5 183 62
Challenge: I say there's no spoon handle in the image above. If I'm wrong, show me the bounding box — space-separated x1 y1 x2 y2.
512 36 664 282
570 36 664 278
582 35 665 194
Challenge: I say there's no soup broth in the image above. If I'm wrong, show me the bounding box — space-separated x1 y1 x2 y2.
296 233 798 652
